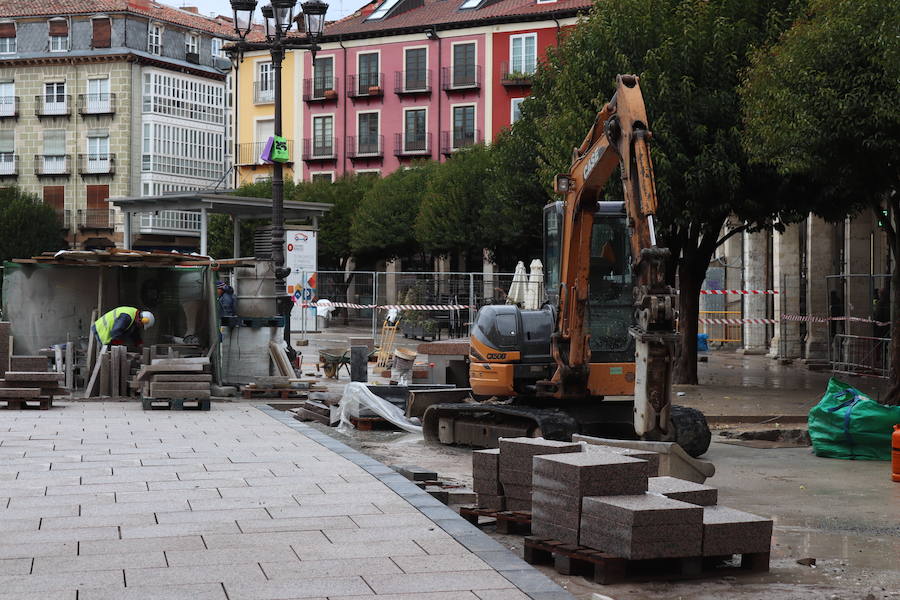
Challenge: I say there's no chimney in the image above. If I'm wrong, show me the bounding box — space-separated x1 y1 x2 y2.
182 6 199 13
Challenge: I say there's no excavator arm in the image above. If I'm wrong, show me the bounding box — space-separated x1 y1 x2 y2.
545 74 678 438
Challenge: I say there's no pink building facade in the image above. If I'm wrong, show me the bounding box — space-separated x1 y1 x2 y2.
296 0 590 182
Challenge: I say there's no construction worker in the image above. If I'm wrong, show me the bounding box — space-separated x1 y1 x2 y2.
92 306 154 348
216 281 237 317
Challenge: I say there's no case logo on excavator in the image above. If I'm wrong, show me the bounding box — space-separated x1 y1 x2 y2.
486 353 507 360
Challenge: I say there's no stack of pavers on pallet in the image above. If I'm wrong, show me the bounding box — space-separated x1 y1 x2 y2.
473 437 773 567
134 357 211 410
0 371 67 409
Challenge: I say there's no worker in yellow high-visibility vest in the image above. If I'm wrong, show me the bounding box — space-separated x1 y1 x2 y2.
92 306 154 348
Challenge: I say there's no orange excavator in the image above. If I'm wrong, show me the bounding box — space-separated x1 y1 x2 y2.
422 75 711 457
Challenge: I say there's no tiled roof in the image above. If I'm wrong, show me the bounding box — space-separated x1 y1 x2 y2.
324 0 591 37
0 0 237 37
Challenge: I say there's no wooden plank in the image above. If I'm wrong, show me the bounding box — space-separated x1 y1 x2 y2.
151 357 209 366
99 353 110 396
110 347 120 397
85 346 106 397
86 309 98 376
0 388 41 398
120 350 129 397
152 374 212 382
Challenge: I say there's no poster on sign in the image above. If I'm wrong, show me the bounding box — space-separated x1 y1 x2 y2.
285 230 317 331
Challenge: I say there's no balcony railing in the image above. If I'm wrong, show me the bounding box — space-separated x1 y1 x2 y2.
347 135 383 159
78 93 116 116
303 137 337 161
303 77 339 102
440 130 481 154
35 154 71 176
35 95 72 117
347 74 384 99
78 153 116 175
441 66 482 91
78 208 114 229
393 132 431 157
139 210 202 235
500 62 534 86
253 81 275 104
0 96 18 119
53 209 72 230
236 140 294 165
0 154 18 177
394 70 431 94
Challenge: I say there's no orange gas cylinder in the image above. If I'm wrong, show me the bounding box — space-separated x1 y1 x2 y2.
893 425 900 482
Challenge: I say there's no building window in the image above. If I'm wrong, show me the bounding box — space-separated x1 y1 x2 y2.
142 70 225 124
185 33 199 56
311 172 333 183
0 22 16 54
86 135 110 173
142 122 224 180
358 53 379 94
0 130 14 175
42 130 67 174
452 105 475 148
357 112 379 155
256 61 274 103
312 115 333 157
404 48 427 91
148 24 163 55
86 78 111 113
452 43 476 87
404 108 426 152
92 18 111 48
211 38 223 58
0 81 14 118
313 56 334 98
511 97 524 124
43 186 65 212
510 33 536 75
43 82 67 115
49 19 69 52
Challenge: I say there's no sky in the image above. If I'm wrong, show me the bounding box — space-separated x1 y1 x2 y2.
177 0 371 23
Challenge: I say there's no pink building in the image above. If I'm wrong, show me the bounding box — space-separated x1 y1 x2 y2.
299 0 590 181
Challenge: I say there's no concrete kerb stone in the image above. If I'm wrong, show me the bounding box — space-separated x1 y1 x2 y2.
254 404 575 600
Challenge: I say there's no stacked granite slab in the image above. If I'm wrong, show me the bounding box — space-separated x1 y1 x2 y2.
583 443 662 476
498 437 581 511
472 448 505 510
580 494 704 559
137 358 212 400
701 506 773 557
648 476 718 506
9 356 49 372
531 452 649 544
0 371 67 407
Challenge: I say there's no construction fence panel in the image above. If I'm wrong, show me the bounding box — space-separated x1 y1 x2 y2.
296 270 376 336
825 273 892 377
699 266 743 346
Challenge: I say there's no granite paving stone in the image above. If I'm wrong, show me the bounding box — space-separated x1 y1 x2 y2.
648 476 718 506
701 506 773 556
78 583 229 600
581 493 703 526
223 576 371 599
391 553 492 573
261 556 401 579
124 563 268 587
364 570 517 594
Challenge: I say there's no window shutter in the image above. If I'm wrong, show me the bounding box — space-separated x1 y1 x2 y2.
86 185 109 209
43 130 66 155
49 20 68 36
43 186 65 210
0 130 13 153
92 19 111 48
0 23 15 38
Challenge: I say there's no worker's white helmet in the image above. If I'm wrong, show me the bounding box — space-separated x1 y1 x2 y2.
140 311 155 328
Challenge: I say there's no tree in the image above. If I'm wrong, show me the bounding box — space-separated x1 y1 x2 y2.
351 162 437 262
416 145 491 263
0 187 65 264
740 0 900 403
499 0 801 383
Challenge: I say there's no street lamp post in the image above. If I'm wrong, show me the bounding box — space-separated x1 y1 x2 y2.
230 0 328 356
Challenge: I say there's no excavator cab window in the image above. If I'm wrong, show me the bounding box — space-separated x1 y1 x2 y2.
588 211 635 362
542 202 564 306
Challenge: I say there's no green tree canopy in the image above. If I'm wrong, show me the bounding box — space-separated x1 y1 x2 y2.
497 0 801 382
0 187 65 264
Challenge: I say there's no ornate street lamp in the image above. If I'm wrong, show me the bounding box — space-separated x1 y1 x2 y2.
229 0 328 359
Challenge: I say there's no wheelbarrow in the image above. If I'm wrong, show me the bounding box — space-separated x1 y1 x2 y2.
319 348 351 379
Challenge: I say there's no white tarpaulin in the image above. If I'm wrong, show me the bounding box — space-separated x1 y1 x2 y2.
524 258 544 310
507 260 528 306
337 382 423 434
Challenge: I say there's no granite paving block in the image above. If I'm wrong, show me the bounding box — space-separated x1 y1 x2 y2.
497 468 532 486
505 497 531 511
0 526 119 545
531 502 580 530
34 551 167 573
292 539 426 560
39 512 155 529
533 453 649 496
0 570 123 594
237 515 356 533
649 476 718 506
477 493 506 511
224 576 371 599
0 592 74 600
202 530 329 549
261 556 401 579
501 483 531 500
330 594 477 600
582 443 661 476
364 570 517 594
531 519 580 545
579 525 701 559
702 506 773 556
0 558 34 576
474 591 531 600
580 517 702 546
394 465 439 481
472 448 500 480
79 535 207 555
124 563 269 587
164 546 299 567
0 540 77 559
78 583 229 600
350 513 434 529
498 438 581 475
473 477 503 496
391 553 492 573
581 494 703 526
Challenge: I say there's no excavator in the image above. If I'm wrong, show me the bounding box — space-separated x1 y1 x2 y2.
422 75 711 457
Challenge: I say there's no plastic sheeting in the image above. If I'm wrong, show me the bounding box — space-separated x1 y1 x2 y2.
337 382 423 434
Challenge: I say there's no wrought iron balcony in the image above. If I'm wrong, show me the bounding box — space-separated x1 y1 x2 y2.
347 74 384 99
78 153 115 176
78 93 116 116
347 135 383 159
393 132 431 157
394 69 431 95
440 130 481 155
35 154 71 177
0 154 18 177
236 140 294 165
35 95 72 117
0 96 18 119
77 208 114 230
441 65 481 91
253 81 275 104
303 137 337 161
500 62 534 86
303 77 339 102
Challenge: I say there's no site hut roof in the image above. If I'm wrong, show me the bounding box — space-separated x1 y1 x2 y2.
108 191 333 256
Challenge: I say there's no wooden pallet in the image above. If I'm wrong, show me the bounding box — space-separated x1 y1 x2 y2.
242 388 309 399
142 397 211 411
523 536 769 585
0 398 52 410
348 415 395 431
459 507 532 534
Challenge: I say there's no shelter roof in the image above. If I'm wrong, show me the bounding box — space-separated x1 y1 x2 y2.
108 192 332 221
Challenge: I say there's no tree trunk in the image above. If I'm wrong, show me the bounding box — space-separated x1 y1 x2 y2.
675 261 704 384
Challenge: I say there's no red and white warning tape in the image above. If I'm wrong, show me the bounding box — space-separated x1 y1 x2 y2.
295 299 469 311
701 315 892 326
699 289 779 295
699 318 778 325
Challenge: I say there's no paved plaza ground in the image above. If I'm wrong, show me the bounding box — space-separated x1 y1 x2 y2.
0 402 570 600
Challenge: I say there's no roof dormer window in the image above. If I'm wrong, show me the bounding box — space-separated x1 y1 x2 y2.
49 19 69 52
365 0 402 21
148 23 163 55
0 22 16 55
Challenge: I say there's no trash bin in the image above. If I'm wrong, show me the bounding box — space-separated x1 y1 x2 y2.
697 333 709 352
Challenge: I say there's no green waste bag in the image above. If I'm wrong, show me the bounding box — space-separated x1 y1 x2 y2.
271 136 290 163
808 378 900 460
